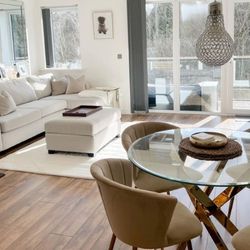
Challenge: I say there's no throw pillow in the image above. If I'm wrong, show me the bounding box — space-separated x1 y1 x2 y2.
0 78 37 105
0 90 16 116
26 73 53 99
51 77 69 96
65 75 86 94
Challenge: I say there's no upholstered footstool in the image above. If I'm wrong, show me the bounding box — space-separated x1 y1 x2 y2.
45 108 121 157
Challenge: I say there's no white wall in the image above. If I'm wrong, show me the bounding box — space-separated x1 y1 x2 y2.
23 0 131 113
23 0 43 74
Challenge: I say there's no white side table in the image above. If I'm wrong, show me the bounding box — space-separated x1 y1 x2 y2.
93 86 120 107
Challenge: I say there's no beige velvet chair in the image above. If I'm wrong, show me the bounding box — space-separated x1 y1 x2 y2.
227 128 250 219
91 158 202 250
232 225 250 250
121 121 182 192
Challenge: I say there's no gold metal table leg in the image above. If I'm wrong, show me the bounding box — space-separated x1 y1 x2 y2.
185 184 243 250
194 202 228 250
213 186 244 209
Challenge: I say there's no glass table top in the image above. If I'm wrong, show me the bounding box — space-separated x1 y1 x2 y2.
128 128 250 187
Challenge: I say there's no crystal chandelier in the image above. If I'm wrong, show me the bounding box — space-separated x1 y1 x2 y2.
196 1 234 66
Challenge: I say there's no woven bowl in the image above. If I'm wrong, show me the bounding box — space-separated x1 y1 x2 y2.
189 132 228 149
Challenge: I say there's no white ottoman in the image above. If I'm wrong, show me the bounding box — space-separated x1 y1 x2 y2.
45 108 121 157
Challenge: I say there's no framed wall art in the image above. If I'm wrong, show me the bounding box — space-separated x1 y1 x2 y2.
92 11 113 39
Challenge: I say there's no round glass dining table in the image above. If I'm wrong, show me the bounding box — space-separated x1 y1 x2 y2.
128 127 250 250
128 127 250 187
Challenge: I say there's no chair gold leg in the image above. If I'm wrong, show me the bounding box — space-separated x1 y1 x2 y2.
187 240 193 250
227 196 235 219
109 233 116 250
177 241 187 250
185 184 241 249
132 247 137 250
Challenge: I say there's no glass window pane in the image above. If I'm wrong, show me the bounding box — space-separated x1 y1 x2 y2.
50 7 81 69
233 3 250 110
146 3 173 110
10 13 28 60
180 1 221 112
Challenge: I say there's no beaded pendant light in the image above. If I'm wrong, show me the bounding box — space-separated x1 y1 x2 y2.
196 0 234 66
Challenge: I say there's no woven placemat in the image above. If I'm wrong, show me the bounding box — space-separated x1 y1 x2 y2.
179 138 242 161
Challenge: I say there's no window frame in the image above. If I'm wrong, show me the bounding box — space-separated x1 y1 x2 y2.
9 8 28 61
41 5 81 69
146 0 250 115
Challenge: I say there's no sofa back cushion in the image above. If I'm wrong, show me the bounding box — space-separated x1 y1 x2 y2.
0 90 16 116
26 73 53 99
65 75 86 94
0 78 37 105
51 77 69 96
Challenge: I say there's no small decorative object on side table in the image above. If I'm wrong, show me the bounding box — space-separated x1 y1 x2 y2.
93 86 120 107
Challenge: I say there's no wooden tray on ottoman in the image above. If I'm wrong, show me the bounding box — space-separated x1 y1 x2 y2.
63 105 102 117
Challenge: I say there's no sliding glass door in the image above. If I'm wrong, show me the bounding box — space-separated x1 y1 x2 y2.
180 1 221 112
146 2 174 110
232 1 250 112
146 0 250 114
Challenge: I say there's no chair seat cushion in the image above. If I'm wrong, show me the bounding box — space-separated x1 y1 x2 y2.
135 170 183 192
232 225 250 250
166 202 202 246
18 100 66 117
0 108 41 132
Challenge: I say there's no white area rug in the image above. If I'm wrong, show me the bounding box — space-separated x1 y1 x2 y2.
0 118 248 179
0 123 136 179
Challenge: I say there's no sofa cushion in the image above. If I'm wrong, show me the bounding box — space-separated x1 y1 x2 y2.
43 94 105 108
51 77 68 96
65 75 85 94
26 74 53 99
18 100 67 117
0 108 41 133
0 78 37 105
0 91 16 116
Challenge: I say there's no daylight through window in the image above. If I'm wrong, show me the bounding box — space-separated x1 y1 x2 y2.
10 12 28 60
42 6 81 69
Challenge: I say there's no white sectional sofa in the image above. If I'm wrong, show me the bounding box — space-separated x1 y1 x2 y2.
0 75 106 152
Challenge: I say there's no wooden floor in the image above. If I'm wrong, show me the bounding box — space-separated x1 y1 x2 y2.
0 113 250 250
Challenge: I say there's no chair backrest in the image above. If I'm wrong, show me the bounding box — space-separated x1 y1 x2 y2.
121 121 179 152
91 158 178 249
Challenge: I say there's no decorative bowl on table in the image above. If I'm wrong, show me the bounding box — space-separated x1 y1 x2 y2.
189 132 228 149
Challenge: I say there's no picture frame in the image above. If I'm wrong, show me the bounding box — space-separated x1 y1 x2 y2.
92 11 113 39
